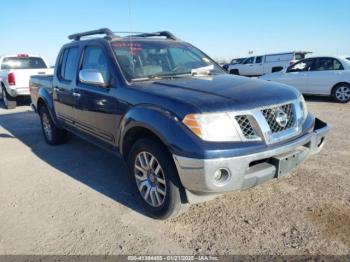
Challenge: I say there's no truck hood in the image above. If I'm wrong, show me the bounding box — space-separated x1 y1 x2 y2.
133 74 300 113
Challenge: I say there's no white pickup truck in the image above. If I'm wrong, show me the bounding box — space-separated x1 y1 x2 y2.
0 54 53 109
227 51 310 77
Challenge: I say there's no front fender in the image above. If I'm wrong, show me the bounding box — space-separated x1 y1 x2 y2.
118 105 203 158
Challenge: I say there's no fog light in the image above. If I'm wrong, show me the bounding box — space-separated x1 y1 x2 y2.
213 168 231 186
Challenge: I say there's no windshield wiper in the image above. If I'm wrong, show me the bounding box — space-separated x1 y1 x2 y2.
131 73 190 82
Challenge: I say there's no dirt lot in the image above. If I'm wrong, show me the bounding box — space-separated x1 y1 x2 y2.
0 97 349 255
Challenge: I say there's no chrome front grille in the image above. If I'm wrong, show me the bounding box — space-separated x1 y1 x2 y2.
261 103 295 133
235 115 257 139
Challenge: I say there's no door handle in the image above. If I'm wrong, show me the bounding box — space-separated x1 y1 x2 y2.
73 92 81 98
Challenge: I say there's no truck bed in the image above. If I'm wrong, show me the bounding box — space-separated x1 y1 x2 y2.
30 75 54 111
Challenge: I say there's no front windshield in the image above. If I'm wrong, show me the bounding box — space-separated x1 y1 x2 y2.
111 40 223 81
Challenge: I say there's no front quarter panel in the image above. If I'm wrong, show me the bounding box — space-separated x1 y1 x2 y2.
118 105 203 158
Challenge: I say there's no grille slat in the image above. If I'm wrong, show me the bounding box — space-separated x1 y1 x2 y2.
235 115 257 139
261 104 295 133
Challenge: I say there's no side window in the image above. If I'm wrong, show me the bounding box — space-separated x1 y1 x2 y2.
287 59 314 72
312 58 344 71
59 47 79 81
243 57 254 64
81 46 110 82
255 56 263 64
333 59 344 70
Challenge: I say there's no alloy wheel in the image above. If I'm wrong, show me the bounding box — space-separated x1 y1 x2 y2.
42 112 53 141
134 151 167 207
335 86 350 102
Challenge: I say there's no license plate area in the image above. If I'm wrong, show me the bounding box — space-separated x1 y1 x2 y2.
270 148 309 178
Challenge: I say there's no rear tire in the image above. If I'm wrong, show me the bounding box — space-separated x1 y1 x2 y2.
230 69 239 75
39 105 68 145
128 138 186 219
1 87 17 109
332 84 350 103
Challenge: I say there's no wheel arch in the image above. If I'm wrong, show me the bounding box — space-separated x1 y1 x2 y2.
36 89 61 127
118 105 203 160
331 82 350 95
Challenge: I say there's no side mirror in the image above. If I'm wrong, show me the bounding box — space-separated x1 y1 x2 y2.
79 69 108 87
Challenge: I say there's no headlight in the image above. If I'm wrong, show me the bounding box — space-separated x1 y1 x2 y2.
182 113 241 142
299 94 308 121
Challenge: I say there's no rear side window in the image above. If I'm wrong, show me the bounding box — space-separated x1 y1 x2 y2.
313 58 344 71
81 46 109 82
60 47 80 81
1 57 47 69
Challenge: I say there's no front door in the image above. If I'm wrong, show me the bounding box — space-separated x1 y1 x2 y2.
281 58 316 93
74 45 120 146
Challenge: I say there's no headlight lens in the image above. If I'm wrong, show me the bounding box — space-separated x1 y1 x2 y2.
299 94 308 121
182 113 241 141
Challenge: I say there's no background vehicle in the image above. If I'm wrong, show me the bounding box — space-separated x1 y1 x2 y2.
30 28 328 219
222 57 246 71
260 56 350 103
228 51 310 76
0 54 52 109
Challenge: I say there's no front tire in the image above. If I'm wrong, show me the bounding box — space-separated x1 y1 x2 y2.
39 105 67 145
1 87 17 109
332 84 350 103
128 138 185 219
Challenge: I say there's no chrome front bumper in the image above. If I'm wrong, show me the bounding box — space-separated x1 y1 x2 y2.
173 118 329 203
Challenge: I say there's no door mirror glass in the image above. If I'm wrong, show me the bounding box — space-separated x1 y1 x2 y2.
79 69 108 87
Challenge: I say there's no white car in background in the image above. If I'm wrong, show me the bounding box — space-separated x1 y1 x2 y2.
260 56 350 103
0 54 53 109
227 51 310 77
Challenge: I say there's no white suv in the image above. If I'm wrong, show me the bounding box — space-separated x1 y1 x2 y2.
228 51 310 77
0 54 53 109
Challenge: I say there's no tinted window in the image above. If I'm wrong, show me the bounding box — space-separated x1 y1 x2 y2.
314 58 343 71
1 57 47 69
287 59 315 72
243 57 254 64
60 47 79 81
82 47 109 82
255 56 263 63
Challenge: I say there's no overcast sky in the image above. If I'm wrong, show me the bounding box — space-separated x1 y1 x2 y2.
1 0 349 65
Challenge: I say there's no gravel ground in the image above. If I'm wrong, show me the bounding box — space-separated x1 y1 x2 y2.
0 96 349 255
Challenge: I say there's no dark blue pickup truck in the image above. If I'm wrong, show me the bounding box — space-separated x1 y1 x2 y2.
30 28 329 219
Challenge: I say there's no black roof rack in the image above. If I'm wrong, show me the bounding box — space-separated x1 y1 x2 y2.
68 28 114 41
68 28 179 41
129 31 179 40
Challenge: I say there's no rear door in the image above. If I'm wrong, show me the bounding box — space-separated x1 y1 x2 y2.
304 57 343 95
53 47 80 125
74 45 119 145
